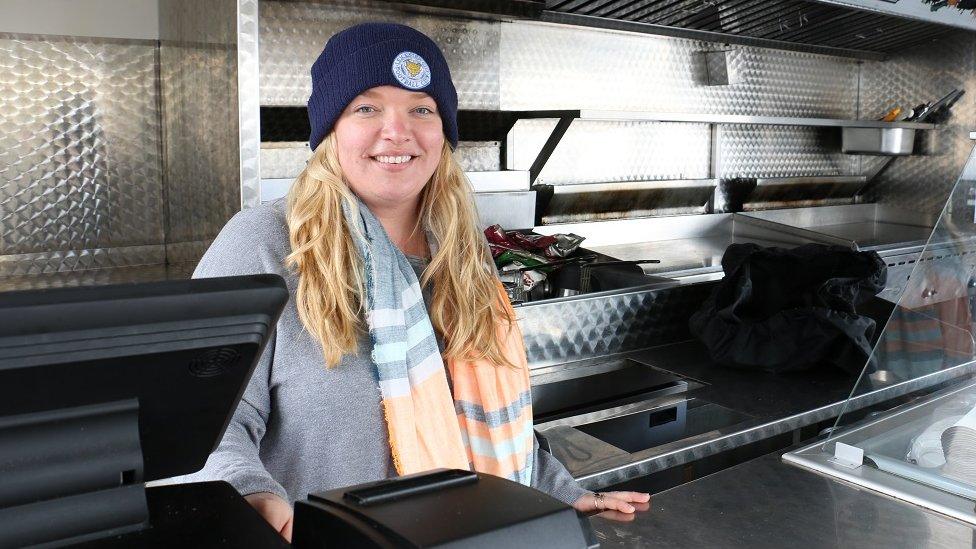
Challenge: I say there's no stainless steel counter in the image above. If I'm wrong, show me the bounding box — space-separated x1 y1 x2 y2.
589 452 976 548
536 333 976 489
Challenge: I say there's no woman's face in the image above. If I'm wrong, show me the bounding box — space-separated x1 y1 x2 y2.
333 85 445 212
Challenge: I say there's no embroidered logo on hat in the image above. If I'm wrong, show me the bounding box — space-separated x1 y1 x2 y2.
392 51 431 90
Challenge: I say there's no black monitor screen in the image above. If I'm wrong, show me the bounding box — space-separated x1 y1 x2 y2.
0 274 288 481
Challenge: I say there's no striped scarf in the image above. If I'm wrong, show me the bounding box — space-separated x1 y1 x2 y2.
345 199 534 485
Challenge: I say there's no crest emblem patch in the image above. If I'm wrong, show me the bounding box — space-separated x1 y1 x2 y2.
391 51 431 90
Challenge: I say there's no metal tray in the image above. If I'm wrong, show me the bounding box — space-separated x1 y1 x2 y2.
842 127 916 155
737 204 936 255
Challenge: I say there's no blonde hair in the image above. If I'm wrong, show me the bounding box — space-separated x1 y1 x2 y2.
285 133 516 368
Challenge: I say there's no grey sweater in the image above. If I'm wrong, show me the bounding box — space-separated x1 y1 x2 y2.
178 200 587 506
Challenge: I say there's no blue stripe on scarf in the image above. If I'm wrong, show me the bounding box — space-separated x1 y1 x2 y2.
454 390 533 427
373 342 409 364
407 322 432 348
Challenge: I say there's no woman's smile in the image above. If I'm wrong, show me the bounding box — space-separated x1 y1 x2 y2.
368 152 420 172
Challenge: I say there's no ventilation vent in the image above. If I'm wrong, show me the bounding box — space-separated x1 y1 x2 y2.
188 348 241 378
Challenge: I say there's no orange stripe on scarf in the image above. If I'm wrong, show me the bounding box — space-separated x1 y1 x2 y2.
384 369 469 475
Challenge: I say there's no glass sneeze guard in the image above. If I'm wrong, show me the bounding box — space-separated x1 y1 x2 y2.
784 137 976 525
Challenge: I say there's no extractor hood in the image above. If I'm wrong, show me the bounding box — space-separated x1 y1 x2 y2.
377 0 974 60
542 0 975 59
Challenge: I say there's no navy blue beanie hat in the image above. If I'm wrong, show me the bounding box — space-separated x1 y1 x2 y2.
307 22 459 151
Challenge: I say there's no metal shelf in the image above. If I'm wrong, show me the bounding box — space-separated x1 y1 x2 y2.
578 110 937 130
462 108 937 190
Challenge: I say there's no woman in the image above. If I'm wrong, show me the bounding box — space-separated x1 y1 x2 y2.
186 22 649 540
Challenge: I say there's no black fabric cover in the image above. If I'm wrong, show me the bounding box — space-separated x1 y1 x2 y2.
689 243 887 374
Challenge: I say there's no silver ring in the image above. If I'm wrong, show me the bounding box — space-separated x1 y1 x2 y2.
594 492 605 510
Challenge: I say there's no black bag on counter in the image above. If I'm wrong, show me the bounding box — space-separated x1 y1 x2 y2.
689 243 886 374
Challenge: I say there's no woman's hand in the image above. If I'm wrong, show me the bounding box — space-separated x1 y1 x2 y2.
573 491 651 522
245 492 294 542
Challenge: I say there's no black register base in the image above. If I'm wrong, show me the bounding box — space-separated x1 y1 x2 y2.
72 481 289 548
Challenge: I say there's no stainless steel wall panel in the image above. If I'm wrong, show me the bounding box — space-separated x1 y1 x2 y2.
718 124 855 178
509 119 711 184
499 21 859 116
259 0 500 109
159 0 241 259
0 34 165 272
857 31 976 216
259 0 404 106
1 3 241 282
472 190 535 229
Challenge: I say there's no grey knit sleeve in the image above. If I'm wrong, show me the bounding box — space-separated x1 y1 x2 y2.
175 206 289 499
188 387 288 500
531 434 589 505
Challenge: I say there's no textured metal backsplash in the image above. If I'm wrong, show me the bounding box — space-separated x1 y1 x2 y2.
858 31 976 216
516 282 714 368
498 21 859 115
718 125 854 178
0 34 165 276
240 0 263 208
0 262 197 293
500 21 861 190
